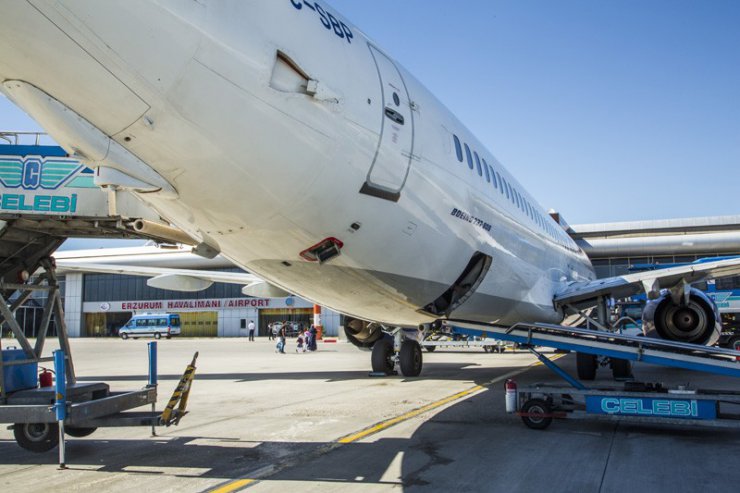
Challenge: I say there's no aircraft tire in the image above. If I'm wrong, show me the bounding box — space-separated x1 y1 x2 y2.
520 399 553 430
576 352 597 381
65 426 97 438
610 358 632 380
13 423 59 453
371 339 395 375
399 340 423 377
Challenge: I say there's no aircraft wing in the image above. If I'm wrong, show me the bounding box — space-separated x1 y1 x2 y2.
554 257 740 306
53 260 284 295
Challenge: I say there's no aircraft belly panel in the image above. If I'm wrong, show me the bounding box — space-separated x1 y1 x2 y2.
0 1 150 136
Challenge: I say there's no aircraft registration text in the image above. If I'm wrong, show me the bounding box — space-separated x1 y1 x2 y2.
290 0 354 44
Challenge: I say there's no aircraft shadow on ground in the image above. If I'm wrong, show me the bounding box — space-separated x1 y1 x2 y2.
1 384 737 491
73 360 530 385
7 357 739 489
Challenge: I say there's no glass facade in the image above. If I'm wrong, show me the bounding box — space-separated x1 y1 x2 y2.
592 253 740 289
83 268 247 302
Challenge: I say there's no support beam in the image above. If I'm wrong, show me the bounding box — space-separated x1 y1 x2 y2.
34 288 57 358
0 292 35 358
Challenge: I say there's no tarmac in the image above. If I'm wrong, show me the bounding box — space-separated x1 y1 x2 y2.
1 337 739 492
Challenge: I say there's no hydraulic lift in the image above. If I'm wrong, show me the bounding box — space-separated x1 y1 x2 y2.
447 319 740 430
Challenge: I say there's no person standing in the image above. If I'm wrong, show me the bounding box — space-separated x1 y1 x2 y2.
278 325 287 354
248 320 255 342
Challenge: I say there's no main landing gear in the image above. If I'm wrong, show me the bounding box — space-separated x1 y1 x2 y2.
371 328 423 377
576 352 633 381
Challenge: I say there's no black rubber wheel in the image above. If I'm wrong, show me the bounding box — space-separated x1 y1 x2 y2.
728 336 740 351
520 399 553 430
424 345 436 352
576 352 597 381
65 426 97 438
610 358 633 380
371 339 395 375
399 340 423 377
483 346 491 353
121 333 128 340
13 423 59 453
154 332 162 340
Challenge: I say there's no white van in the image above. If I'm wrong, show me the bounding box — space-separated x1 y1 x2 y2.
120 313 182 340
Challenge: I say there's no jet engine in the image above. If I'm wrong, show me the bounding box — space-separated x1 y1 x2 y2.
343 317 384 349
642 288 720 345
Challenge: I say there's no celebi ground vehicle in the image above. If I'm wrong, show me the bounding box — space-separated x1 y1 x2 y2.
120 313 181 340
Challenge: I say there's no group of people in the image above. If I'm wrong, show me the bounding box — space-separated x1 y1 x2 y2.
270 321 318 354
295 325 318 353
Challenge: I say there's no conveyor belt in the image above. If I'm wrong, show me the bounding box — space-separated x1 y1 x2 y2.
447 319 740 377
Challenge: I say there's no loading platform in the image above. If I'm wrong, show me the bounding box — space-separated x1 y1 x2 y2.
445 320 740 429
447 320 740 377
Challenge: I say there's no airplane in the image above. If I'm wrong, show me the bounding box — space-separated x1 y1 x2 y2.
1 1 739 380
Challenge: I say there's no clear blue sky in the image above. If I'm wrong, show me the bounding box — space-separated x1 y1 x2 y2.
333 0 740 223
2 0 738 224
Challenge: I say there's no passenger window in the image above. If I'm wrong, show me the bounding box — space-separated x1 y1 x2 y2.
453 135 463 162
464 144 474 170
482 159 490 182
485 161 494 186
502 177 510 199
474 152 482 177
495 171 503 192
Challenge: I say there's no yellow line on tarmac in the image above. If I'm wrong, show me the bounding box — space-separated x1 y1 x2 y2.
337 385 485 443
207 351 566 492
209 479 255 493
338 352 565 444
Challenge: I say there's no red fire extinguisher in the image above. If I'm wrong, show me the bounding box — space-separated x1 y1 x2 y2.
39 368 54 388
505 379 518 414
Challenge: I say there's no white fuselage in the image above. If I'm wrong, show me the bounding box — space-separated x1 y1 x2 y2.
0 1 594 327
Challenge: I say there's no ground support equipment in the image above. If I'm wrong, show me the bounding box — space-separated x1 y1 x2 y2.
510 348 740 430
444 319 740 430
447 320 740 377
421 334 510 353
0 264 198 458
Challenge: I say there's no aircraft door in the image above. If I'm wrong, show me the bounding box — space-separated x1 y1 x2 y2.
361 44 415 202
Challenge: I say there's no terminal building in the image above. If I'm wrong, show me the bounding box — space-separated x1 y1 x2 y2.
56 246 343 338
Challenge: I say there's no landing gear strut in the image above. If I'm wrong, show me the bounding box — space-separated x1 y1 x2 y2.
370 327 425 377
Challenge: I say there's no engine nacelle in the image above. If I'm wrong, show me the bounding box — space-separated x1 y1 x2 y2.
343 317 384 350
642 288 720 345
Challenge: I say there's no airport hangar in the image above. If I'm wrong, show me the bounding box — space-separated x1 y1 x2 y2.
42 215 740 339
